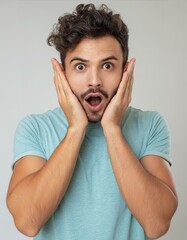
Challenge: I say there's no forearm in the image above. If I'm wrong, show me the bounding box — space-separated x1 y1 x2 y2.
103 126 177 239
7 126 86 237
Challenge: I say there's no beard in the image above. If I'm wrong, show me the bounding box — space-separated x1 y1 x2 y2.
77 87 119 123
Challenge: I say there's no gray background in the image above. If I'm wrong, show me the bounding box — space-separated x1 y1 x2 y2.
0 0 186 239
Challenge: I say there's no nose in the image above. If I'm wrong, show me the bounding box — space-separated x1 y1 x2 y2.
87 68 102 87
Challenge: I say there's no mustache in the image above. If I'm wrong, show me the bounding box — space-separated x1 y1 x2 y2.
81 88 109 100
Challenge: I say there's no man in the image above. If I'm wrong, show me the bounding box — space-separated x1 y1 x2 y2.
7 4 177 240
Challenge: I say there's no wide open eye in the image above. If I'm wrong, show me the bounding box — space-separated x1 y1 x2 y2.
103 63 113 70
75 63 86 71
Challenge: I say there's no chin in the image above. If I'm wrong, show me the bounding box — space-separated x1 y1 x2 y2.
87 112 103 123
87 116 102 123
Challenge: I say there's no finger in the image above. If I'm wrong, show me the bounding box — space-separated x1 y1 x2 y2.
121 58 135 80
116 68 131 99
51 58 70 96
51 58 59 89
51 58 64 89
117 71 129 99
51 58 64 78
125 73 134 105
51 58 66 101
51 58 61 84
125 58 135 91
118 58 135 100
122 58 135 85
124 58 136 74
128 71 134 99
53 72 64 102
124 60 135 101
51 58 66 81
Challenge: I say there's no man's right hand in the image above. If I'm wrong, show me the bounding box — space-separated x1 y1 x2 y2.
51 58 88 129
7 59 88 236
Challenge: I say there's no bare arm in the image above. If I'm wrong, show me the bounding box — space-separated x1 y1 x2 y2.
103 127 177 239
7 127 85 237
101 58 178 239
7 59 88 237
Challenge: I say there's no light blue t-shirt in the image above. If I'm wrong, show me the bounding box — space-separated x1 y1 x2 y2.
13 106 171 240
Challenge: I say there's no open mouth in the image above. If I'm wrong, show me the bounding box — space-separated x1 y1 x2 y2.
86 96 102 106
84 93 104 111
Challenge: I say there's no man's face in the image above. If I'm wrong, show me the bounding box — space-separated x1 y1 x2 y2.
64 35 124 122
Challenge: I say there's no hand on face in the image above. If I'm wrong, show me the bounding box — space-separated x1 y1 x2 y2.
51 58 88 129
101 58 136 129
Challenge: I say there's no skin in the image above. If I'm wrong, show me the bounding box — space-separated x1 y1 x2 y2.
7 35 178 238
64 36 125 123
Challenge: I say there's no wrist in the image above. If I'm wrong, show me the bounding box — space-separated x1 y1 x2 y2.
68 125 87 140
68 120 88 131
102 124 122 137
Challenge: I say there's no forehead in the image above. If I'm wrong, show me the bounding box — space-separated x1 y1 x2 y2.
65 35 123 63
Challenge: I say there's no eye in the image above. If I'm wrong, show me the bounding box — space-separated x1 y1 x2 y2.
75 63 86 71
103 63 113 70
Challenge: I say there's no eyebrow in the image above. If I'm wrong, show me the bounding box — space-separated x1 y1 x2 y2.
70 57 89 64
101 56 118 62
70 56 118 64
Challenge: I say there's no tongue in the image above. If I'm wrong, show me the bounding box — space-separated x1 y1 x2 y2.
88 97 101 106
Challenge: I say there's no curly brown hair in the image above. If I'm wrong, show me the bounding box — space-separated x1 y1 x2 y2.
47 3 129 67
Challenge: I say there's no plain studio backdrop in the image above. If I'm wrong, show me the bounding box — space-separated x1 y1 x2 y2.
0 0 186 239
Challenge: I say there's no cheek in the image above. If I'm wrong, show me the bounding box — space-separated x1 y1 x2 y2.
65 73 82 96
68 81 80 95
105 74 122 95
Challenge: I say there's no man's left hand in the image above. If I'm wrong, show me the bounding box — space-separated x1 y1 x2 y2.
101 58 136 129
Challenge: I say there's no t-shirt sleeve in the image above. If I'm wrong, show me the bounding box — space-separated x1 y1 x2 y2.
13 115 46 168
140 112 172 165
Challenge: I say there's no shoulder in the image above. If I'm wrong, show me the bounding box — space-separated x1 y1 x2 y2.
17 107 68 130
14 107 69 143
123 106 170 142
13 108 68 164
124 107 171 163
125 106 167 128
127 106 161 120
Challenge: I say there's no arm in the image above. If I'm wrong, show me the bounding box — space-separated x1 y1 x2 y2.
101 59 178 239
7 59 88 237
